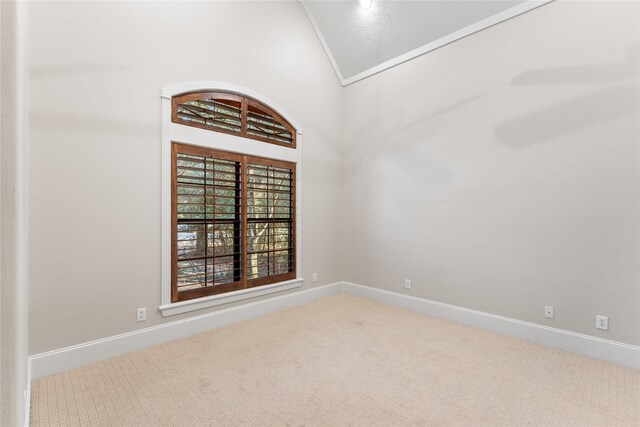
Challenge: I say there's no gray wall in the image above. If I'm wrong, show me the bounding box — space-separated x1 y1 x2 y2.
27 0 640 357
341 0 640 345
28 1 344 355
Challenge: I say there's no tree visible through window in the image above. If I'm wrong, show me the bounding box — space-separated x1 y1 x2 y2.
170 91 297 303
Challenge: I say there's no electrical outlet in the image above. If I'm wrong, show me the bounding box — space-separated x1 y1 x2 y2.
136 307 146 322
312 273 318 282
405 279 411 289
544 306 554 319
596 315 608 330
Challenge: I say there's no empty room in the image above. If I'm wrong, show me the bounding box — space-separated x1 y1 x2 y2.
1 0 639 426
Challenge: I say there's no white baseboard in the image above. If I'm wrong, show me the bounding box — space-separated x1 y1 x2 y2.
342 282 640 370
29 282 342 379
24 358 32 427
28 280 639 384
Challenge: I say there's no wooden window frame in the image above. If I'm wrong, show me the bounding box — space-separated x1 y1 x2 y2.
172 91 297 149
171 143 296 303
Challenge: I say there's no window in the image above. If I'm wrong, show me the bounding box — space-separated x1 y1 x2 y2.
172 143 296 302
162 86 301 309
172 91 296 148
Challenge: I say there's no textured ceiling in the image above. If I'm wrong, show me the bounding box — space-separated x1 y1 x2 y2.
302 0 551 85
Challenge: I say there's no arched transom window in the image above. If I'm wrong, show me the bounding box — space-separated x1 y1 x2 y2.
172 91 296 148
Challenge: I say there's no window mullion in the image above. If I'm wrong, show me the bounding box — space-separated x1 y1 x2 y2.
233 161 242 284
240 97 248 137
241 155 248 288
268 169 273 277
203 157 209 288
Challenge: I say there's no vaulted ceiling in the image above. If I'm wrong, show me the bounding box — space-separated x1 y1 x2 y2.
302 0 552 86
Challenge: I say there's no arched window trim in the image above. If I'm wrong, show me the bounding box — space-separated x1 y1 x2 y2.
160 82 304 317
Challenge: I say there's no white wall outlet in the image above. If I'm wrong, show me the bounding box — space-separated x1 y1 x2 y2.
136 307 146 322
596 315 608 330
312 273 318 282
405 279 411 289
544 306 554 319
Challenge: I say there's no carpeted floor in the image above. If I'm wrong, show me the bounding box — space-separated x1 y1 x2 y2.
30 294 640 426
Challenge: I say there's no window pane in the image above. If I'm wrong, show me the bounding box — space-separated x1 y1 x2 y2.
246 105 294 145
245 162 294 281
173 92 296 147
176 98 242 133
172 143 296 302
175 152 242 293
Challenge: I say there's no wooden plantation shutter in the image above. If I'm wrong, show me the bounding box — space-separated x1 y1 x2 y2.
172 91 296 148
172 144 244 302
172 143 296 302
245 157 296 286
173 92 243 136
245 100 295 146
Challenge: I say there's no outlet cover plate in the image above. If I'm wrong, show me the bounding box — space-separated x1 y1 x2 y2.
596 315 608 330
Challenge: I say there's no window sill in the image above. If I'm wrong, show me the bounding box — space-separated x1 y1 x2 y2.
158 278 304 317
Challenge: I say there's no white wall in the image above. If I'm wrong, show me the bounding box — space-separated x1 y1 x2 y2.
342 0 640 345
28 0 640 360
28 1 344 355
1 1 29 425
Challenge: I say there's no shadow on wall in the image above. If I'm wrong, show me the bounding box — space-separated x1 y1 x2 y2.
511 45 639 86
402 94 483 133
348 92 483 155
30 63 131 78
346 92 484 197
377 94 484 191
495 85 639 149
30 113 156 138
370 147 454 196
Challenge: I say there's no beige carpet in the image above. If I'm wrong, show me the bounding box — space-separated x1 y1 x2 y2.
30 294 640 426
